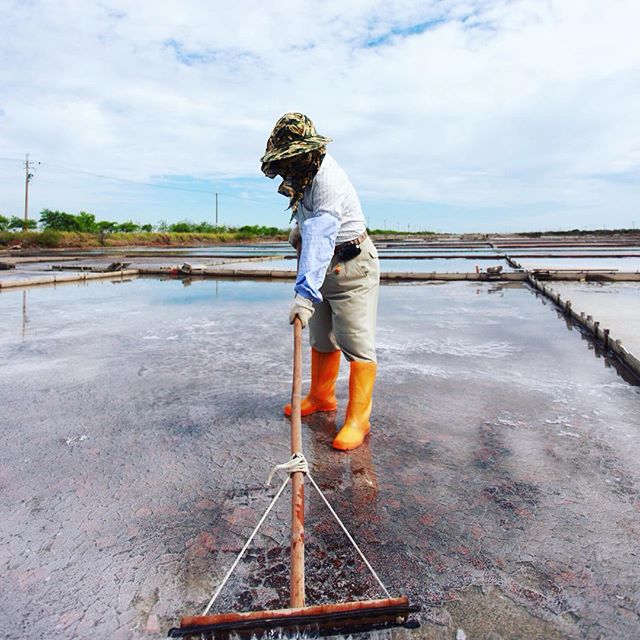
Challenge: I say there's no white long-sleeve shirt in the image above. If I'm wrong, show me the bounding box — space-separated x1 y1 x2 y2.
294 154 367 303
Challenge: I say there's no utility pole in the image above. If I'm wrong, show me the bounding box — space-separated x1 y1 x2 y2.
215 193 219 227
24 154 32 230
23 154 40 230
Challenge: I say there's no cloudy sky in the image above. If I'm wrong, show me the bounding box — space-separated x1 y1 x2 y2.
1 0 639 232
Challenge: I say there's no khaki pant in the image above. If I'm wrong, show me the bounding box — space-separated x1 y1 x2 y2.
309 237 380 362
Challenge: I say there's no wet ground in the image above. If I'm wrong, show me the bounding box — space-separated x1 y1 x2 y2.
1 279 639 639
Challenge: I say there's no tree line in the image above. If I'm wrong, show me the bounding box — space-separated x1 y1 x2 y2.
0 209 284 236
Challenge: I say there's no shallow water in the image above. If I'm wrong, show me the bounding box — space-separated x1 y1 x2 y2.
518 257 640 271
509 247 640 255
1 279 639 639
377 248 501 256
547 281 640 357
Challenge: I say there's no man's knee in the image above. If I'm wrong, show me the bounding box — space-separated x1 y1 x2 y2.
334 331 376 363
310 329 339 353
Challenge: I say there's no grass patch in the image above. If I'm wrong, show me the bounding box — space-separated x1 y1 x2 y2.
0 230 290 249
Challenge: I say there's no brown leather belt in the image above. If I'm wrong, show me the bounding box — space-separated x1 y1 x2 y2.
333 231 368 255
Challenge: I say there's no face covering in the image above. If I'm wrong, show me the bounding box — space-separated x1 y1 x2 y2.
264 148 326 218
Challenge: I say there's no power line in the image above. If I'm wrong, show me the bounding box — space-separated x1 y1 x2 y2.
0 156 467 214
44 161 217 194
39 160 271 203
1 155 273 205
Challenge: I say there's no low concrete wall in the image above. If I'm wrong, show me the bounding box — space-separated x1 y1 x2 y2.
0 269 139 290
0 256 84 265
138 266 530 282
139 266 640 282
531 270 640 282
380 271 527 281
527 274 640 380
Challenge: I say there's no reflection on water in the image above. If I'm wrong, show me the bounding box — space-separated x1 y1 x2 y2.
21 290 28 340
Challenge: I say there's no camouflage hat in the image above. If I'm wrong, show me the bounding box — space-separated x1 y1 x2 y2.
260 113 332 164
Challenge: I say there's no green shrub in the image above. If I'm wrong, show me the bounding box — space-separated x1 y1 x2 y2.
97 220 118 232
169 222 193 233
9 216 37 230
116 221 139 232
40 209 82 231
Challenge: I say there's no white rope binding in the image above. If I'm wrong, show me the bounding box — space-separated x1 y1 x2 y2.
267 451 309 486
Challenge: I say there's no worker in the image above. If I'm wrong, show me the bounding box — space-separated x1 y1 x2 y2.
260 113 380 451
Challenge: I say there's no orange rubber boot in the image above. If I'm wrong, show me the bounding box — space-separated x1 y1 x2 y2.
284 348 341 417
333 361 377 451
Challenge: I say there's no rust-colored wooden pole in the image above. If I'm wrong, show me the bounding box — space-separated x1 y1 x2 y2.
290 316 305 608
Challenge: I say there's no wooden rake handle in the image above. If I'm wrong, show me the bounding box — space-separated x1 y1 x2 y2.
290 316 305 608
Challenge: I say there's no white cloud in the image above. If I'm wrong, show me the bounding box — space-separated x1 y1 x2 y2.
1 0 639 230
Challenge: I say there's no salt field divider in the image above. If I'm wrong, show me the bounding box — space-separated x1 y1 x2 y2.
527 270 640 281
137 266 529 281
121 253 291 261
4 266 640 289
1 256 83 265
0 269 139 289
527 273 640 381
137 266 640 282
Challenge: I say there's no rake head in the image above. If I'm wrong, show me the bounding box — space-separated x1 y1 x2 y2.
168 597 419 638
